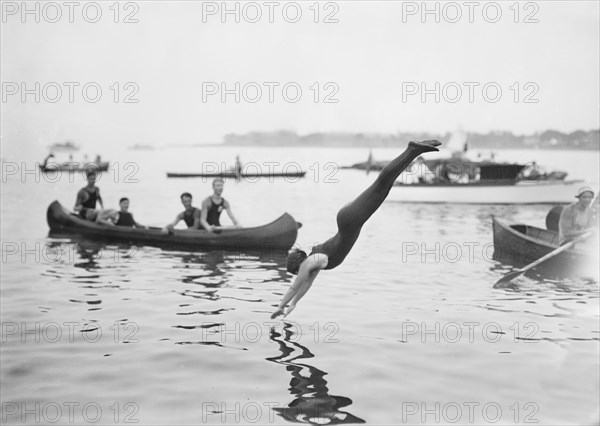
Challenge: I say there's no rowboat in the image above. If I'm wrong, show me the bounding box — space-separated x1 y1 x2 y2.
47 201 301 251
48 141 80 152
492 216 597 277
129 144 155 150
167 171 306 179
40 161 109 173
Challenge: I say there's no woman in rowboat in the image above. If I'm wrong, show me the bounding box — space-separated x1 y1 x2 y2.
272 140 441 319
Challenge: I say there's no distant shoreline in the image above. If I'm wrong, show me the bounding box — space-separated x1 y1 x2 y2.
169 143 599 151
219 129 600 150
166 129 600 150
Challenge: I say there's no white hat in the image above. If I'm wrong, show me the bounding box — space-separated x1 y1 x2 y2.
575 186 594 198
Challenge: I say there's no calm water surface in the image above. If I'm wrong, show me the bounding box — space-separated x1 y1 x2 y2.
1 146 599 425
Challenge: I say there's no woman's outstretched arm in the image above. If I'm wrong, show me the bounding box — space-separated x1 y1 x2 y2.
271 254 328 319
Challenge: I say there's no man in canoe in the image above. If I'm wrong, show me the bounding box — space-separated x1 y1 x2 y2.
200 178 240 232
272 140 441 319
559 186 598 244
74 169 118 225
164 192 203 232
115 197 146 228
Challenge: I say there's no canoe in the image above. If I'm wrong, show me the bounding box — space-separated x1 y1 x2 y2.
167 171 306 178
40 161 109 172
492 216 597 277
47 201 300 251
389 179 589 204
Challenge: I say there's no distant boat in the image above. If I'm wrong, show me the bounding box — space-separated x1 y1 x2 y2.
48 141 80 152
40 161 109 173
388 151 581 203
167 171 306 179
390 178 589 204
129 144 155 151
346 128 568 182
341 153 387 172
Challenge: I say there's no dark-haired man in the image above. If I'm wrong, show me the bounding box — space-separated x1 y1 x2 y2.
74 169 118 225
74 169 104 221
164 192 203 232
115 198 146 228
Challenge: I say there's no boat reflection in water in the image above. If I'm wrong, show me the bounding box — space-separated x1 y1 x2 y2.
46 236 290 272
268 324 365 425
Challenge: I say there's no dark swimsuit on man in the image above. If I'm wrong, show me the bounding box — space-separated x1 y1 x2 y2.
79 187 98 219
183 207 202 228
115 212 135 227
206 198 225 226
309 141 439 270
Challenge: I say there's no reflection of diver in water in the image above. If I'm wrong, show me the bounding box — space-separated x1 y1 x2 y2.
267 324 365 425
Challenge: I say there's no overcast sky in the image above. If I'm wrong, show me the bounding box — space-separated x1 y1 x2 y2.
2 1 599 154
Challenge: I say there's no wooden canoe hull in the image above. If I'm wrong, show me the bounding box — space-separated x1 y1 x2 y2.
492 216 596 277
47 201 299 251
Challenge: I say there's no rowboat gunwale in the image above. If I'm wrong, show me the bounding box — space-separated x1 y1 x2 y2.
492 217 558 251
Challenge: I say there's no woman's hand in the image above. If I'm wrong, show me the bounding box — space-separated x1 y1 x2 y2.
271 307 285 319
284 303 297 317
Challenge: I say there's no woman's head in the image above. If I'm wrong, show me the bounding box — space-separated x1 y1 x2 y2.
576 186 595 207
287 249 307 274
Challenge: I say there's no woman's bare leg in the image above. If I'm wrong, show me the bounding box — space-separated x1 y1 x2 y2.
337 140 440 229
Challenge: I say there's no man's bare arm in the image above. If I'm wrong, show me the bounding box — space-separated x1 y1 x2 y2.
97 190 104 209
200 199 214 231
74 189 87 212
166 212 183 229
190 209 202 230
224 200 240 227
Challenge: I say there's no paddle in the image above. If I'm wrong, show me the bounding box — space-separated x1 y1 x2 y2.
494 230 594 287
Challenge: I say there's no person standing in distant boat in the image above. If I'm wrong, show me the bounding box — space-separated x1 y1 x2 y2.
559 186 598 244
164 192 203 232
272 140 441 319
43 153 54 168
201 178 240 232
235 155 242 179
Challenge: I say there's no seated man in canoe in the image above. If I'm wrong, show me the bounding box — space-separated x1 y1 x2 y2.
164 192 203 232
559 186 598 245
115 197 146 228
200 178 240 233
74 169 116 225
272 140 441 319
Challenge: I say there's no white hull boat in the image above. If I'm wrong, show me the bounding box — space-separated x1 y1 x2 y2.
389 180 594 204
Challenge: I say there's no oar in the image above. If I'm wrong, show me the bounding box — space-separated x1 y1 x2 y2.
494 231 593 287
